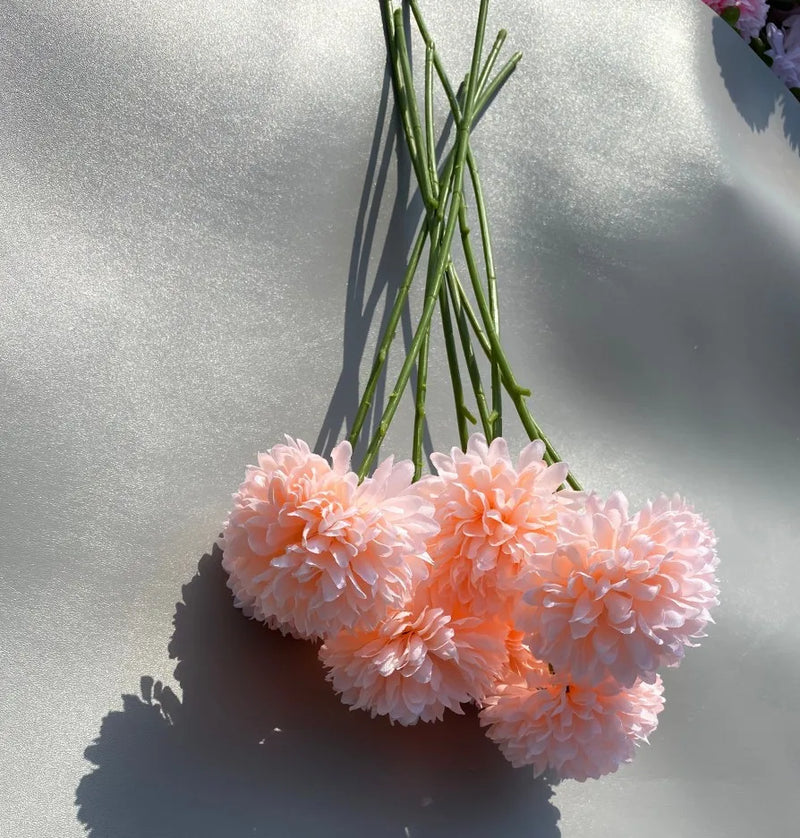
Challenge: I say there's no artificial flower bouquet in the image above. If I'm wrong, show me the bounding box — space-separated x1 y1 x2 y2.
705 0 800 97
220 0 720 782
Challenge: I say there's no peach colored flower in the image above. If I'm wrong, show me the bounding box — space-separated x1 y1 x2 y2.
516 492 719 687
319 594 509 725
480 668 665 781
502 628 541 686
221 437 436 639
422 434 568 615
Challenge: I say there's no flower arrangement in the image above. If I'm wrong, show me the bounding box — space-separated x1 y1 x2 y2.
220 0 720 782
704 0 800 97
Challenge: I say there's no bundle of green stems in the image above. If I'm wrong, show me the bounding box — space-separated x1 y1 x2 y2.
347 0 581 492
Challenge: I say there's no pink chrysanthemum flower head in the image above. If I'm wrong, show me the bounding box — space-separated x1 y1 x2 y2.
423 434 568 615
480 667 665 781
221 437 437 639
501 628 542 687
319 592 509 725
516 491 719 688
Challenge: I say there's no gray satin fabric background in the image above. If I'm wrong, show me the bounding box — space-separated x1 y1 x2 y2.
2 1 800 836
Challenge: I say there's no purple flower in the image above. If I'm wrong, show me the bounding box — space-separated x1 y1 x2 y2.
766 18 800 90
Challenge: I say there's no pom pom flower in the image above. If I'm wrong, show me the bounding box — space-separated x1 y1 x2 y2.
221 437 437 639
422 434 568 615
319 593 509 725
516 492 719 687
480 667 665 781
219 1 721 784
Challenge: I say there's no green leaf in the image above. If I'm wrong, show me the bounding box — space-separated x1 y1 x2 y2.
720 6 740 26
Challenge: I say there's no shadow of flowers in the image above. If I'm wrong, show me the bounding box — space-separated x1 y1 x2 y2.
713 15 800 151
76 547 560 837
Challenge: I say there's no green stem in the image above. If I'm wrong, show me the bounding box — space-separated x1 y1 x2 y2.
347 219 430 448
392 10 436 209
412 330 430 480
418 16 490 452
357 0 489 479
448 270 494 437
465 0 490 113
474 51 522 115
412 33 445 479
352 1 441 458
476 29 507 94
409 0 509 440
456 233 582 489
433 97 459 224
409 4 562 470
382 6 419 161
355 192 462 480
424 44 438 200
368 1 477 470
466 153 502 438
439 277 473 448
409 0 519 124
373 1 578 487
447 265 492 357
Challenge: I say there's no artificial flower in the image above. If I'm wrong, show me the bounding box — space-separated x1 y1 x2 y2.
221 437 436 639
480 668 665 781
516 491 719 687
501 628 542 687
421 434 568 615
319 594 509 725
215 1 721 784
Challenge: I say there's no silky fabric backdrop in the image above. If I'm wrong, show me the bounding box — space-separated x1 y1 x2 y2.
2 1 799 836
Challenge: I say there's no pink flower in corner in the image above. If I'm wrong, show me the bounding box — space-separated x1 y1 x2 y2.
734 0 768 41
422 434 568 615
702 0 768 42
480 667 665 781
516 492 719 688
319 593 509 725
220 437 436 639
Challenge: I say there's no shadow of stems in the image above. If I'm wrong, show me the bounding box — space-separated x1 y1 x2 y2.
76 548 560 837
